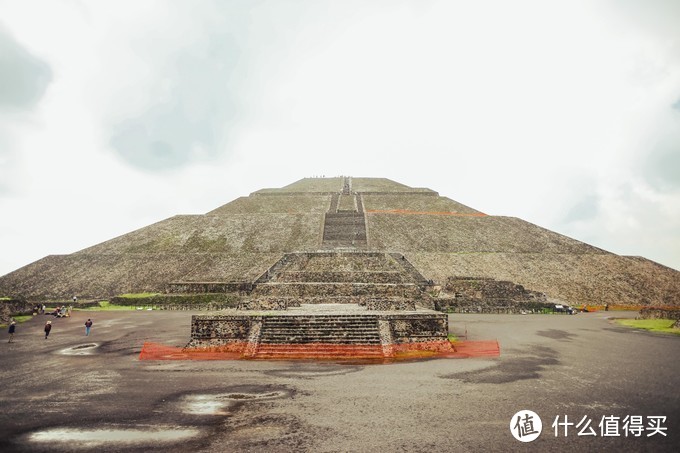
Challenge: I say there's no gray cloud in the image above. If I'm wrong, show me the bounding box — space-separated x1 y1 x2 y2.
109 31 241 171
644 143 680 190
673 98 680 112
0 27 52 111
564 195 599 223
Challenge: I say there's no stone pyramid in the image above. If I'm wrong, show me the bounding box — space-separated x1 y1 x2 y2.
1 177 678 306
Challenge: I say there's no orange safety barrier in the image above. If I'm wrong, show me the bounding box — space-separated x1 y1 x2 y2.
139 339 500 362
139 342 246 361
365 209 487 217
447 340 501 358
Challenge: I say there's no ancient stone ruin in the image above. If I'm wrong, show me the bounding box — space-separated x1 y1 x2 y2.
1 176 679 357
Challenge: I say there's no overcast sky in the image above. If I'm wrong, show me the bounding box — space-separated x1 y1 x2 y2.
1 0 679 276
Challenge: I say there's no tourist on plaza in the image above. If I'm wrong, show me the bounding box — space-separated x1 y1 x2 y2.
85 319 93 336
8 321 16 343
44 320 52 339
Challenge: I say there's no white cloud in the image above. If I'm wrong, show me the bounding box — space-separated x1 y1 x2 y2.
1 0 679 275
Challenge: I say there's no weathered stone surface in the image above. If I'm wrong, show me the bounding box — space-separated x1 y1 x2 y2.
0 299 32 324
237 298 298 310
1 176 677 307
188 309 448 356
364 299 416 311
638 307 680 321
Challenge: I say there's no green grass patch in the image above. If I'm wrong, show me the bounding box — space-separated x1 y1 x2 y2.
12 315 33 323
0 315 34 328
447 333 458 342
75 301 136 311
615 319 680 335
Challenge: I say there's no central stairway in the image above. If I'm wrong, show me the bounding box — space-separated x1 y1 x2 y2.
255 314 384 359
322 176 368 249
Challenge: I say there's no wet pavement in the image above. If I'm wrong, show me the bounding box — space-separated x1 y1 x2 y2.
0 309 678 452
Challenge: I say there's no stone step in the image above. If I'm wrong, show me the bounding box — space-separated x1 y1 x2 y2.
325 212 363 218
262 324 376 334
252 282 421 298
261 332 378 338
261 325 379 331
259 339 382 345
260 330 380 335
260 327 380 334
255 345 383 357
273 272 408 284
262 314 378 317
260 325 378 329
256 347 383 354
260 317 379 322
254 345 385 357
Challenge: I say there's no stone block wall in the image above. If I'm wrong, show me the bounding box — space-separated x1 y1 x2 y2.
237 298 300 310
382 314 448 343
110 293 240 310
166 282 252 293
188 312 449 350
274 271 408 284
189 315 257 347
443 277 547 306
251 282 422 299
364 299 416 311
0 299 32 324
638 307 680 321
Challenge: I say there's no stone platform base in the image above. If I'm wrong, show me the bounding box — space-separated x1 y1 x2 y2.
188 304 449 359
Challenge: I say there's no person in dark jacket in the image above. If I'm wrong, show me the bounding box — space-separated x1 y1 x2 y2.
85 319 93 336
8 321 16 343
44 320 52 339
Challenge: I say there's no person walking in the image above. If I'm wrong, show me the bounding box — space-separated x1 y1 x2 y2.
85 319 93 336
44 320 52 339
8 321 16 343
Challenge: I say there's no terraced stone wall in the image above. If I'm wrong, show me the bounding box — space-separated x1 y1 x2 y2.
638 308 680 321
1 299 32 324
383 314 448 343
190 316 253 344
444 277 546 303
364 299 416 311
411 252 680 307
189 312 449 348
237 298 300 310
251 283 422 299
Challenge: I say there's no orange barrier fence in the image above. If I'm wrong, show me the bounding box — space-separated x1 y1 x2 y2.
448 340 501 358
139 340 500 362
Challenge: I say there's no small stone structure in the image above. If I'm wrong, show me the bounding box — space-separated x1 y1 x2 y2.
186 236 447 358
0 298 32 324
437 277 548 313
638 307 680 321
187 307 448 359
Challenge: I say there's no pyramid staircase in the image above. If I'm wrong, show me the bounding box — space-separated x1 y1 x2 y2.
250 251 426 305
322 176 368 248
253 314 384 359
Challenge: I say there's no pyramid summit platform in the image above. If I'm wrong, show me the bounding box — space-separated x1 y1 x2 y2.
0 176 678 308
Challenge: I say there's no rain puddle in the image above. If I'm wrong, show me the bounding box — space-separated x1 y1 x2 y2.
59 343 99 356
182 391 286 415
266 365 362 379
28 426 199 446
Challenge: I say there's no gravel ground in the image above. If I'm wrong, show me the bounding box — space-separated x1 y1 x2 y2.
0 309 678 452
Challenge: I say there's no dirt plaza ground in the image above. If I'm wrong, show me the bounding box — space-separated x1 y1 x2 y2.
0 309 678 452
